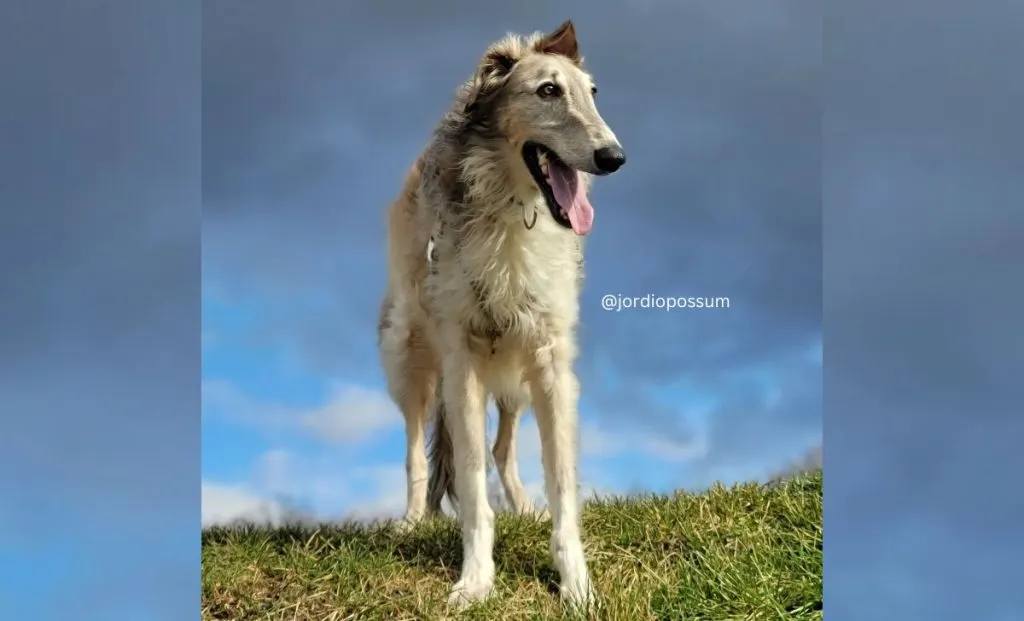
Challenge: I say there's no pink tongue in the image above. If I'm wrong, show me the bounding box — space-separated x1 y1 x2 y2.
548 162 594 235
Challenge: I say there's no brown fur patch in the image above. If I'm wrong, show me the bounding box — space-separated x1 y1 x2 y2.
535 20 582 63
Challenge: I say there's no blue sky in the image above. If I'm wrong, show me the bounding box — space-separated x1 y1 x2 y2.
3 0 1024 620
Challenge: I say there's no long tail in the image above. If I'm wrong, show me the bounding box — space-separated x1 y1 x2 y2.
426 378 457 514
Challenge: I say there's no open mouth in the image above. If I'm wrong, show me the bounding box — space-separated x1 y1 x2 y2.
522 142 594 236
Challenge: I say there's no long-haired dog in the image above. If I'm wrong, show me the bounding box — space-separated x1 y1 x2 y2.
378 20 625 608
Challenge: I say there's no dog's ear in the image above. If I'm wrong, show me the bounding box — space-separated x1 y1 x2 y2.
481 50 517 80
538 20 581 63
464 50 517 115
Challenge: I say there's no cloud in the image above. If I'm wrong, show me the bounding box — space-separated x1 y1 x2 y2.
341 465 409 520
202 450 410 524
202 483 287 527
299 385 402 443
202 379 401 444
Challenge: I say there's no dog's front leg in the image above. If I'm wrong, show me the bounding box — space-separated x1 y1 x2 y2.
441 346 495 607
527 337 593 609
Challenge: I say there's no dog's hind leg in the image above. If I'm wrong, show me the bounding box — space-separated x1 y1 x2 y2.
397 375 434 527
379 298 438 529
493 396 542 517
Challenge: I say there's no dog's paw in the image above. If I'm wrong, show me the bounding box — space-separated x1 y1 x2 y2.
559 572 596 611
446 575 495 609
392 520 414 534
392 514 423 534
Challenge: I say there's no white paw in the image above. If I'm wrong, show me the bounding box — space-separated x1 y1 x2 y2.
446 572 495 608
559 572 596 611
552 536 593 610
393 513 423 534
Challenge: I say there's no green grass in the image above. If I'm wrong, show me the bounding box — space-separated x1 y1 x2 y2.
202 471 821 620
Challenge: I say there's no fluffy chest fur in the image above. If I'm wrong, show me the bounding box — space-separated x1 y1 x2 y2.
427 200 584 343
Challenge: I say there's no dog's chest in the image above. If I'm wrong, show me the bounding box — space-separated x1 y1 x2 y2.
432 224 580 335
477 240 551 310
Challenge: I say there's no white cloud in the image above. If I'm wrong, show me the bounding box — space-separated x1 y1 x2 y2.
297 383 400 443
342 464 409 520
202 482 286 527
251 449 358 514
201 378 292 425
202 378 401 444
203 450 413 524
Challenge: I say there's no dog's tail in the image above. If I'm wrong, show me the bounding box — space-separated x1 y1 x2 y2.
426 378 457 514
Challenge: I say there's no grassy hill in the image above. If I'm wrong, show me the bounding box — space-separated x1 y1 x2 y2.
202 471 822 620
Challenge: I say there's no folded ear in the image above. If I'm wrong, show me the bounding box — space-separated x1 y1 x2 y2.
481 50 517 80
538 20 580 63
464 50 517 115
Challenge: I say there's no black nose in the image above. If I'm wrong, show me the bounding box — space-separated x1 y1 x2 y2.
593 145 626 174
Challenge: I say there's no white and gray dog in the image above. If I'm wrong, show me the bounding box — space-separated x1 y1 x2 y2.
378 19 625 608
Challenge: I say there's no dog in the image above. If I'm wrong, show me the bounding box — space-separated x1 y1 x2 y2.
377 20 625 608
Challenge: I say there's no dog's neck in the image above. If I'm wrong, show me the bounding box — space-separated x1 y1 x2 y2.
457 141 545 225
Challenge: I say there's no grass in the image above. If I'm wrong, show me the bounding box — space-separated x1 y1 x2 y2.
202 470 821 620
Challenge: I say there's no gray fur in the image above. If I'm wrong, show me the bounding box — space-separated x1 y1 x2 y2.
426 381 457 514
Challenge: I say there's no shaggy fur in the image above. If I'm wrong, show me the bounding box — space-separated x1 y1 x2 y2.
377 20 625 609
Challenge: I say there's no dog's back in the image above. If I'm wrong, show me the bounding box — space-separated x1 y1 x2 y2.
383 159 431 313
377 155 445 513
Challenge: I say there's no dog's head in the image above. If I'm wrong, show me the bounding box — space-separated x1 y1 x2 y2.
464 20 625 235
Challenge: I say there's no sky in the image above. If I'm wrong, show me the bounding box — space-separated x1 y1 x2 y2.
0 0 1021 620
0 1 200 619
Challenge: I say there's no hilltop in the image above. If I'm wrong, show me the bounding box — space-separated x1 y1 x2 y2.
202 471 822 620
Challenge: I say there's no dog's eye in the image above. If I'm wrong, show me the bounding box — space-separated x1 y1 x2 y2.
537 83 562 98
591 86 598 98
